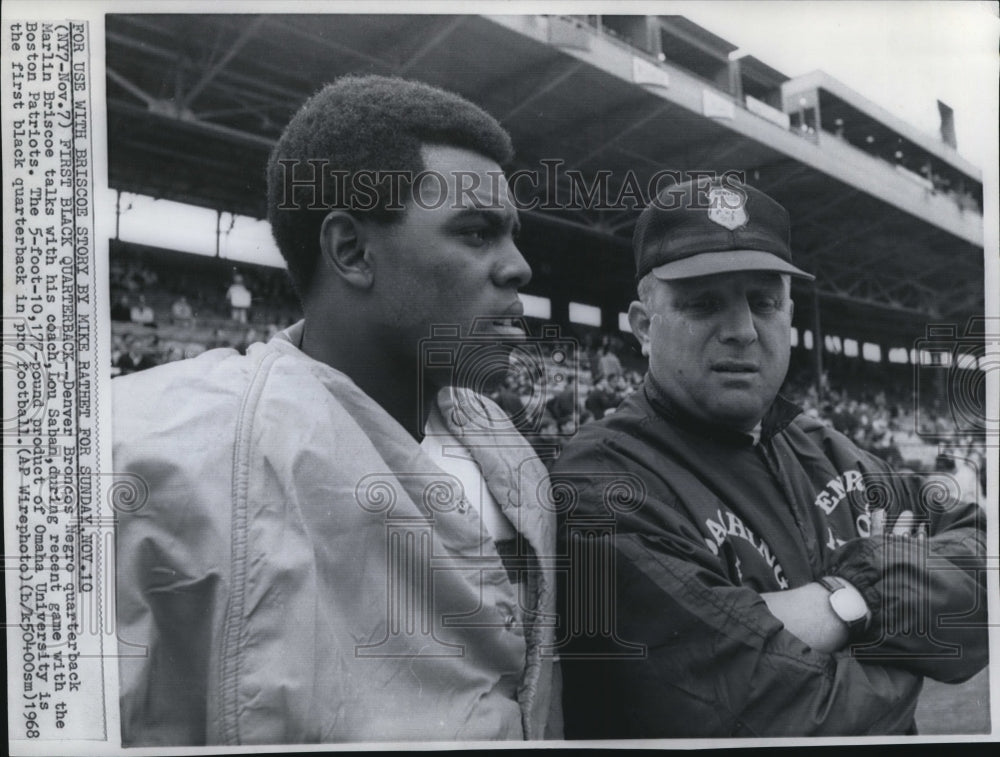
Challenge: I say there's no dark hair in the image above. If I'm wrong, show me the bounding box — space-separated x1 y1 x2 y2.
266 75 514 297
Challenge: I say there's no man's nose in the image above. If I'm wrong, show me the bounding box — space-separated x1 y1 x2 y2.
494 239 532 289
718 298 758 345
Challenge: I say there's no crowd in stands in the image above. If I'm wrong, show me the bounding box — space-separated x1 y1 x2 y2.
788 375 987 501
109 244 986 501
110 245 300 328
110 245 300 377
110 323 285 377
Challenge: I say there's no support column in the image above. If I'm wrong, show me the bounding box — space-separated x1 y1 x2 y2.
812 284 825 402
728 56 744 102
600 304 620 334
550 297 569 328
645 17 662 58
215 208 222 258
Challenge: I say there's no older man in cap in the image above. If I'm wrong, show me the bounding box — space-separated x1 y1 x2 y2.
553 178 987 737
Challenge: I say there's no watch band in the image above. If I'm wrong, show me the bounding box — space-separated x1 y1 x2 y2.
819 575 848 594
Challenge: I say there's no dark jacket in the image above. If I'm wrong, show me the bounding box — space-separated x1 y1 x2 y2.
552 375 987 738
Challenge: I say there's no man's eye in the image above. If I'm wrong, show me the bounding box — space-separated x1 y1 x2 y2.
752 297 782 313
686 298 719 313
460 228 489 244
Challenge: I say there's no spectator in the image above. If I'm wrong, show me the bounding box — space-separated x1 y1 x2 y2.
584 377 619 421
170 296 194 326
226 273 252 323
129 295 156 327
111 294 132 322
162 344 185 364
491 374 527 428
546 374 579 433
583 333 603 381
598 336 623 381
934 453 957 473
207 327 232 350
182 342 207 360
527 411 563 465
235 328 260 355
116 333 159 375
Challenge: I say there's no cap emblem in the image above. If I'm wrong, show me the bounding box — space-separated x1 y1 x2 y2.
707 186 748 230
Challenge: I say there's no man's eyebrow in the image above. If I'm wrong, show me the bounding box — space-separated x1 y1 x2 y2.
450 206 520 234
748 281 786 295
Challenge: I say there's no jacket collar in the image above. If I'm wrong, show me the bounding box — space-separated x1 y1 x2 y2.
274 320 305 348
642 373 802 446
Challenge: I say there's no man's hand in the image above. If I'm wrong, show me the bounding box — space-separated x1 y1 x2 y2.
760 582 849 654
870 509 926 539
763 510 928 653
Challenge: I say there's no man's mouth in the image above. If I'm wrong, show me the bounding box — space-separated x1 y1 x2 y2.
489 317 526 336
711 361 759 374
469 307 526 336
488 301 526 334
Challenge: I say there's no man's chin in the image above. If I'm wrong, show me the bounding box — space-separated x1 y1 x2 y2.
703 398 768 433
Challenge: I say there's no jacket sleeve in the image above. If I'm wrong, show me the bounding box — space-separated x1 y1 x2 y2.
824 454 988 683
555 441 924 738
115 465 223 747
112 363 240 746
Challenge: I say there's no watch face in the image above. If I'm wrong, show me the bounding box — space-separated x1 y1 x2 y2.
830 588 869 624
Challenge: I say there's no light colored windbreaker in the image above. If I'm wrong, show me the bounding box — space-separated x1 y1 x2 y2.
114 324 560 745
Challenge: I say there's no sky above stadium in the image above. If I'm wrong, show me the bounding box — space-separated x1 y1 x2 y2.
666 0 998 170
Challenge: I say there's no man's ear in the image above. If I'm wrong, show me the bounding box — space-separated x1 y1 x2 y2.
628 300 652 357
319 210 374 289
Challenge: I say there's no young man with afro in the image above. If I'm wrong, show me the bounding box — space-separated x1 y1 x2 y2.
113 75 561 745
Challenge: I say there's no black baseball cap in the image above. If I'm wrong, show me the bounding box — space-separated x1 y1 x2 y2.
633 178 814 281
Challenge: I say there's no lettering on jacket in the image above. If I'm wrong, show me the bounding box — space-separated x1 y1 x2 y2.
813 470 863 515
703 508 789 589
814 470 873 549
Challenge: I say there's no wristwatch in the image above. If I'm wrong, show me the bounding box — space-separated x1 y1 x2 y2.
819 576 871 639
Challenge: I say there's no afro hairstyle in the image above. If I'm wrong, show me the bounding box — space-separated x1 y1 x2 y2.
266 75 515 298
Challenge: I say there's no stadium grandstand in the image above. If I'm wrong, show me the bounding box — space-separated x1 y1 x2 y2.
105 13 987 503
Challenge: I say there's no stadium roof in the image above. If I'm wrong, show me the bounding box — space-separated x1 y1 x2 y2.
782 70 982 183
106 13 985 347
